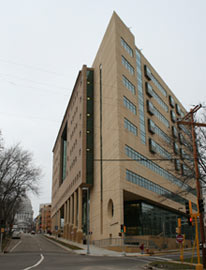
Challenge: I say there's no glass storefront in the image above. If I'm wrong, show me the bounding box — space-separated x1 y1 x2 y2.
124 201 195 240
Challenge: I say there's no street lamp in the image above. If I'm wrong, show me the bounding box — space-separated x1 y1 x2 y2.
82 187 90 254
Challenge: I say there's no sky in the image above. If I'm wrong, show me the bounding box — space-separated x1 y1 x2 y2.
0 0 206 217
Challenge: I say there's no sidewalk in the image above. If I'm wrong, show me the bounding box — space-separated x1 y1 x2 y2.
45 235 146 257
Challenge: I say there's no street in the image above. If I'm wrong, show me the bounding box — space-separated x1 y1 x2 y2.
0 233 189 270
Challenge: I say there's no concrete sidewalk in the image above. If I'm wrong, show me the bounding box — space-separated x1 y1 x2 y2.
46 235 146 257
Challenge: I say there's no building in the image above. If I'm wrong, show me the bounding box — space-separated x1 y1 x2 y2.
51 12 197 247
36 203 51 233
14 196 33 232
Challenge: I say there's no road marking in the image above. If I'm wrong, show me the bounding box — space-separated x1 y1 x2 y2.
22 254 44 270
10 240 22 252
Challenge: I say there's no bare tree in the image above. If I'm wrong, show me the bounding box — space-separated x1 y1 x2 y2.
0 142 41 230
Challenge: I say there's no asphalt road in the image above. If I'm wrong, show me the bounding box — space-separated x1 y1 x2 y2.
0 234 149 270
0 233 187 270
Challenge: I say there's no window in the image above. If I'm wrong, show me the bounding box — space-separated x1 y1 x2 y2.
144 65 152 80
147 100 154 115
173 142 179 155
136 49 146 145
170 110 176 122
125 145 196 196
124 118 137 135
174 159 181 171
121 38 133 57
60 124 67 183
148 101 170 128
176 104 181 115
123 96 136 114
169 96 175 108
122 56 134 75
151 89 168 112
126 169 191 207
149 138 171 159
179 133 184 145
149 138 156 153
122 75 135 94
148 119 156 134
172 126 178 138
145 82 153 97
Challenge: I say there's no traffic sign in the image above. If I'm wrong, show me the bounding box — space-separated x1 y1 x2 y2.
176 234 184 243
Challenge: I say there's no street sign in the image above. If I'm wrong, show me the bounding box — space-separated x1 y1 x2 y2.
176 234 184 243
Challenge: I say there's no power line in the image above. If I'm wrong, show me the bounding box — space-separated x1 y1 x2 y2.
0 58 67 77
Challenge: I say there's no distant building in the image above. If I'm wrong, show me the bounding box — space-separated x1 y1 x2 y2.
14 196 33 232
36 203 51 233
51 12 197 247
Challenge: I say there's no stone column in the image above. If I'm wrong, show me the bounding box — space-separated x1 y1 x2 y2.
77 187 83 243
63 202 67 238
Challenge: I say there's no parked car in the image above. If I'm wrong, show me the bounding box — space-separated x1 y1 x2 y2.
12 230 21 239
31 231 36 235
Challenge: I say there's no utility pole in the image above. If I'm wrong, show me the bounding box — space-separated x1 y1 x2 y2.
178 104 206 268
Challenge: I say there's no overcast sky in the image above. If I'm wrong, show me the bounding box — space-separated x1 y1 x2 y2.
0 0 206 217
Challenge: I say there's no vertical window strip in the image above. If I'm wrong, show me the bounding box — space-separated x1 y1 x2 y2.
136 49 146 144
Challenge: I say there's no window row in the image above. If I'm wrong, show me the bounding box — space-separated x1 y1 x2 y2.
124 118 137 136
121 37 133 57
144 65 167 97
126 169 188 206
169 96 184 117
123 96 137 114
122 56 134 75
148 119 171 144
149 138 171 159
122 75 135 94
147 100 170 128
145 82 168 112
125 144 196 196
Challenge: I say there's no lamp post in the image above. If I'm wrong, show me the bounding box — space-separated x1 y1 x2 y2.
82 187 90 254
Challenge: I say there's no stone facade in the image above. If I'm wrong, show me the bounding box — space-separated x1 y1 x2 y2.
51 12 197 245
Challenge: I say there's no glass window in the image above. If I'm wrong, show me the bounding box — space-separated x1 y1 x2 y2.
123 96 137 115
125 145 196 196
144 65 152 80
124 118 137 136
121 38 133 57
175 103 181 115
173 142 179 155
122 56 134 75
148 119 156 134
170 110 176 122
147 100 154 115
122 75 135 94
136 49 146 144
169 96 175 108
145 82 153 97
172 126 178 138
